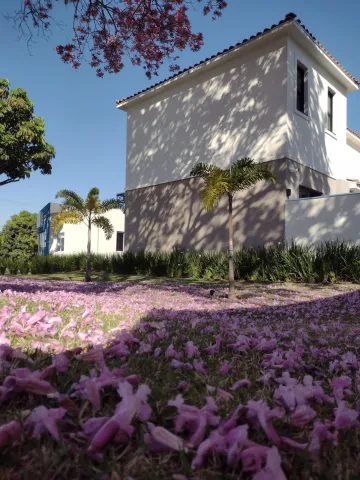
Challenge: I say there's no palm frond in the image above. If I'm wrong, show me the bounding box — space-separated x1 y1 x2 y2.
52 211 82 233
190 162 223 179
85 187 100 212
56 190 85 211
229 158 275 192
101 198 122 213
116 193 125 212
92 215 114 240
201 169 230 211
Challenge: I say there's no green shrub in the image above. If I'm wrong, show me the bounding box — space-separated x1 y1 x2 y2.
1 241 360 283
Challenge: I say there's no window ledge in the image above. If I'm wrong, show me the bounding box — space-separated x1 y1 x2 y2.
325 129 337 140
294 109 309 121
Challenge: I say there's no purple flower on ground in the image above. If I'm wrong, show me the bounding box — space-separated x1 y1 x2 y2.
240 445 269 472
3 372 57 397
232 379 250 391
217 360 231 375
116 381 152 423
185 341 200 359
333 401 359 430
309 420 337 454
174 398 219 448
171 359 193 371
290 405 317 426
0 421 21 449
207 385 233 402
25 406 66 441
204 335 221 354
177 381 190 391
246 400 281 446
146 423 187 452
331 376 352 403
253 447 287 480
193 360 207 375
191 430 225 470
52 353 70 373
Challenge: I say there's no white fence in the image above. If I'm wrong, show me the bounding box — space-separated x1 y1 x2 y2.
285 192 360 245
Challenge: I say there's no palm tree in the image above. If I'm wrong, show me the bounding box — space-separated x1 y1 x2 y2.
52 188 122 282
190 158 275 300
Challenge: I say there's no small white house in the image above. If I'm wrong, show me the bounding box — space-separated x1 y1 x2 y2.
37 203 125 255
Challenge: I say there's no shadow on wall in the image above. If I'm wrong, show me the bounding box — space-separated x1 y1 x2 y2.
126 37 292 251
285 192 360 245
126 160 286 252
125 34 347 251
127 36 289 190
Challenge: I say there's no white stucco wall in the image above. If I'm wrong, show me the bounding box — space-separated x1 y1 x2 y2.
343 136 360 181
122 25 358 194
125 37 288 190
286 38 349 180
285 193 360 245
49 209 125 255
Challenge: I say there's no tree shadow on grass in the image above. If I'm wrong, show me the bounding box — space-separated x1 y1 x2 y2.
1 274 352 307
1 287 360 479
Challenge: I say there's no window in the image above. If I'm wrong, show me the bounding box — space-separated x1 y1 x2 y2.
296 62 308 114
327 89 334 132
56 232 65 252
116 232 124 252
299 185 323 198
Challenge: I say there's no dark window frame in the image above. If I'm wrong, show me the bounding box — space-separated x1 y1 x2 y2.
116 232 124 252
299 185 323 199
327 89 335 132
296 61 308 115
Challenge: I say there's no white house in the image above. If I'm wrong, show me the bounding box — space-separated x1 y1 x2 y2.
37 203 125 255
117 12 360 250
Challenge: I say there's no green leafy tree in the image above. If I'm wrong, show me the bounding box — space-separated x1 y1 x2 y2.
0 210 38 261
190 158 275 300
0 79 55 187
53 188 121 282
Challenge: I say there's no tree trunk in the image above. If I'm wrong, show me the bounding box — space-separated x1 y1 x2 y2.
85 219 92 282
228 193 236 300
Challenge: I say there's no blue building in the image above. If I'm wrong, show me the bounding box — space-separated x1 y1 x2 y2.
37 203 61 255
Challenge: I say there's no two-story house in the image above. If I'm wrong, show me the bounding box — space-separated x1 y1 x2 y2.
117 12 360 251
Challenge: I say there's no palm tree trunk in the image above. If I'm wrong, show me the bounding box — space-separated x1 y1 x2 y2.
228 193 236 300
85 219 92 282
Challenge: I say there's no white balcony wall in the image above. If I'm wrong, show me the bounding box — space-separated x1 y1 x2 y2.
285 193 360 245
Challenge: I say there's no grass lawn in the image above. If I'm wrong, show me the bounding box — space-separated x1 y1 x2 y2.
16 271 233 284
0 274 359 479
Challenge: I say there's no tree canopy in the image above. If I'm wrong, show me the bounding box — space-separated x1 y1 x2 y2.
8 1 228 78
0 79 55 187
190 158 275 300
190 158 276 211
0 210 38 261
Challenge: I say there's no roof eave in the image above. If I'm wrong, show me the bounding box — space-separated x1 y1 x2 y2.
116 22 290 111
116 16 358 110
347 129 360 146
289 23 358 93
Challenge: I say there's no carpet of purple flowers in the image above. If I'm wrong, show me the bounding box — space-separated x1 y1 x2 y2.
0 276 360 479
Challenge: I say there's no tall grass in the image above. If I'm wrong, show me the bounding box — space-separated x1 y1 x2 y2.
1 241 360 282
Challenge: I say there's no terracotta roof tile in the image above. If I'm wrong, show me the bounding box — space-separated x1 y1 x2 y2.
116 12 359 106
347 127 360 140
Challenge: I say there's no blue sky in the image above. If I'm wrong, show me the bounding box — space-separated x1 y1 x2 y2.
0 0 359 227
